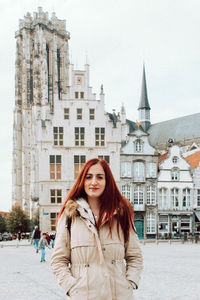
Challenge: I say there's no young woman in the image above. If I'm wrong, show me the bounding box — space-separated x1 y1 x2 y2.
51 158 143 300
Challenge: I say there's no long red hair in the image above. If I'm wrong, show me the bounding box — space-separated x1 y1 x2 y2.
59 158 135 242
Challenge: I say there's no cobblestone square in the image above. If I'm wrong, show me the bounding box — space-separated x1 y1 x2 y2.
0 241 199 300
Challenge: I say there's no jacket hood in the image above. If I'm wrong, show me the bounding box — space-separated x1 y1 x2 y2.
64 198 96 225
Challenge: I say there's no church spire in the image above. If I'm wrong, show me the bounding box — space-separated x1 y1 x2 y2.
138 64 150 110
138 65 151 131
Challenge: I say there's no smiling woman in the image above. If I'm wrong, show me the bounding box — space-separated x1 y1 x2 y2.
51 158 143 300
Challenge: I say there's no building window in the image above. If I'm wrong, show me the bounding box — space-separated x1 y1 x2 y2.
171 188 179 208
197 189 200 207
172 156 178 164
50 212 59 231
95 128 105 146
133 186 144 205
121 185 131 201
75 127 85 146
89 109 95 120
98 155 110 164
77 108 82 120
135 139 143 153
158 188 168 209
80 92 84 99
50 189 62 204
146 212 156 233
121 162 131 177
159 215 168 232
75 92 79 99
53 127 63 146
64 108 69 119
146 162 156 178
50 155 61 180
171 168 179 181
133 162 144 182
182 188 191 208
74 155 86 179
181 215 190 232
147 185 156 205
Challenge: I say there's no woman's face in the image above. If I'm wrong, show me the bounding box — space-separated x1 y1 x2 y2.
84 163 106 201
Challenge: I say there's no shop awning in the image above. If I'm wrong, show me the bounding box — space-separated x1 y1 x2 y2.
195 211 200 221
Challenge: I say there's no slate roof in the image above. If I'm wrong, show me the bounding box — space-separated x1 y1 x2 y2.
148 113 200 148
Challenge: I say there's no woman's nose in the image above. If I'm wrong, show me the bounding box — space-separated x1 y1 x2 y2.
91 177 97 185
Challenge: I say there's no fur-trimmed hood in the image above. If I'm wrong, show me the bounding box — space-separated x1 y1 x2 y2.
64 198 96 225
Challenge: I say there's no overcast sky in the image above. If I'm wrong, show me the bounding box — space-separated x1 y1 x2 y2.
1 0 200 211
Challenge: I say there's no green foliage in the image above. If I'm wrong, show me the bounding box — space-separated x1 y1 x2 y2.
6 204 31 234
0 214 6 233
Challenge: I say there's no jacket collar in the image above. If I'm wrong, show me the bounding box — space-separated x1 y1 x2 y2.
76 198 96 225
65 198 96 225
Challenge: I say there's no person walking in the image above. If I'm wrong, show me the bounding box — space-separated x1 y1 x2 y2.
32 225 41 253
17 231 22 242
39 233 50 262
46 232 51 245
51 158 143 299
50 233 55 248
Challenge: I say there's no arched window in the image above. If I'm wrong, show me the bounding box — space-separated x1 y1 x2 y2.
182 188 191 208
147 185 156 205
158 188 168 209
171 188 179 208
134 139 143 153
133 185 144 205
121 184 131 201
133 161 145 182
146 212 156 233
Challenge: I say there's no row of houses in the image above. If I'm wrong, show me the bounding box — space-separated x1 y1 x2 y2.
12 8 200 237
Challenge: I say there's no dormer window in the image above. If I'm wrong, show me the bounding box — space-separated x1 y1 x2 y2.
172 156 178 164
171 168 179 181
135 139 143 153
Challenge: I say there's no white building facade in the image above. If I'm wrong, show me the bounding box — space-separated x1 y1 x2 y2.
12 8 128 232
121 128 158 239
158 145 194 238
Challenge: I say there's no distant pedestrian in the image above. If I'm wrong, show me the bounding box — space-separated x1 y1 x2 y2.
39 233 50 262
17 231 22 242
46 232 51 245
50 233 55 248
31 226 41 253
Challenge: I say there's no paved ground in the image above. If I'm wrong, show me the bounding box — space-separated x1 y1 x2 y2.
0 240 200 300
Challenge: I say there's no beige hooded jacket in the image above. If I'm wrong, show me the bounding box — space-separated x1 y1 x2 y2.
51 198 143 300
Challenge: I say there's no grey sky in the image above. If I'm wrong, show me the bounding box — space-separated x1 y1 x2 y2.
1 0 200 211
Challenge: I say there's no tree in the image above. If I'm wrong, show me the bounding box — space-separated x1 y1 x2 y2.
6 204 31 233
0 214 6 233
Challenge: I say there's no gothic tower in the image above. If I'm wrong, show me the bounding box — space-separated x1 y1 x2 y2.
12 7 70 213
138 65 151 132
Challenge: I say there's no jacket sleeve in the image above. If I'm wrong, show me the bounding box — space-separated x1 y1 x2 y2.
124 228 143 289
51 213 77 295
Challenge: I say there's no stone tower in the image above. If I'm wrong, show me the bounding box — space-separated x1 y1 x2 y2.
12 7 70 213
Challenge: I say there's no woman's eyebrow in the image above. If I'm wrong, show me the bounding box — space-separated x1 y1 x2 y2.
86 173 105 175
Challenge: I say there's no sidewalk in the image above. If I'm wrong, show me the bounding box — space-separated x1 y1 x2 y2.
0 242 200 300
